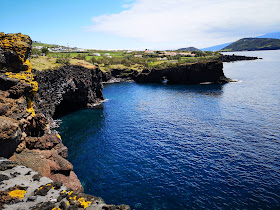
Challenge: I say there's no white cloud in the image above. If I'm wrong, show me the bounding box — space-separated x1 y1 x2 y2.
87 0 280 48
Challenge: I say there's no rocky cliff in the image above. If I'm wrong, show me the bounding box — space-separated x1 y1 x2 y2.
0 158 129 210
217 54 259 62
134 61 230 84
0 33 129 209
34 65 104 118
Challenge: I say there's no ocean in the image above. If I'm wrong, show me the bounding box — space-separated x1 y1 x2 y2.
58 50 280 209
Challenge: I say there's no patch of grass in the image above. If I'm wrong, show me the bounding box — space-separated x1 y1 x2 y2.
69 59 96 69
30 56 63 71
32 42 62 48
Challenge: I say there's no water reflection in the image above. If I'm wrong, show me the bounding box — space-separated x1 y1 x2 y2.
58 108 106 155
138 83 225 97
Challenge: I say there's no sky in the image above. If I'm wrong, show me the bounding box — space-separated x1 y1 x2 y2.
1 0 280 50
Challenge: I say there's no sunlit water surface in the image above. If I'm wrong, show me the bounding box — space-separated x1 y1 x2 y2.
58 50 280 209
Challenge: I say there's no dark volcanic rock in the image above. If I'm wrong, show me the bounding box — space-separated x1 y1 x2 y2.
101 68 140 83
0 33 129 208
0 116 22 158
34 65 104 118
217 54 259 62
0 159 130 209
9 149 83 192
0 33 32 73
135 61 230 84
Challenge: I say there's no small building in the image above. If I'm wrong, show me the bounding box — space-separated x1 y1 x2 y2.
179 52 195 57
144 50 154 54
93 53 101 56
157 57 168 61
104 53 110 56
164 52 177 56
34 46 43 50
134 55 143 58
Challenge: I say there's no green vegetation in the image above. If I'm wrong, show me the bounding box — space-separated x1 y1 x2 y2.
30 56 64 71
177 47 201 51
41 47 49 55
31 42 222 72
32 42 62 48
221 38 280 52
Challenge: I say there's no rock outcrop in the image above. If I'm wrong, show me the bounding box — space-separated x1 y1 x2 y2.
0 33 32 73
101 68 139 83
0 158 130 210
0 33 84 192
0 33 130 209
135 61 230 84
34 65 104 118
217 54 259 62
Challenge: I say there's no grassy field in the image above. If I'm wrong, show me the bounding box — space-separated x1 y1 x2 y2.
33 42 62 48
49 52 124 61
30 56 96 71
30 56 63 71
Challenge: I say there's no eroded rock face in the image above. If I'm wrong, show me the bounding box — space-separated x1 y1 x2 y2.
135 61 230 84
0 159 130 210
0 33 32 73
34 65 104 118
0 117 22 158
9 149 83 192
0 33 84 192
0 32 128 208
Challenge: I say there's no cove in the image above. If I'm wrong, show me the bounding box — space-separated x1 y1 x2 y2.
58 50 280 209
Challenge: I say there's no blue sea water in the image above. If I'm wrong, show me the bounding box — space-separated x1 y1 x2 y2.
58 50 280 209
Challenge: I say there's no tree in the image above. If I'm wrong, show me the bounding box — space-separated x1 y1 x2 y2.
41 47 49 56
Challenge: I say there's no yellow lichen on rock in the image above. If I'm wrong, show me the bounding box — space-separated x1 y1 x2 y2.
8 189 27 199
0 33 32 67
68 195 92 209
1 33 36 117
5 71 38 117
78 197 92 209
24 59 32 73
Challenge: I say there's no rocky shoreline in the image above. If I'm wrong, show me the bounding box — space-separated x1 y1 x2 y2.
134 61 231 84
0 33 129 209
0 158 130 210
0 33 254 209
217 54 260 62
100 54 258 84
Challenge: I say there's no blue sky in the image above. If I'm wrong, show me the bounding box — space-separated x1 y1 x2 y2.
1 0 280 50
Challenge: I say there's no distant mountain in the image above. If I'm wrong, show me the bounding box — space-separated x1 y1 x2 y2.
221 38 280 52
201 42 233 52
201 32 280 51
256 32 280 39
178 47 201 51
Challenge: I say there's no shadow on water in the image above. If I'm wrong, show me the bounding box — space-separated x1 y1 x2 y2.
137 82 225 97
58 107 106 152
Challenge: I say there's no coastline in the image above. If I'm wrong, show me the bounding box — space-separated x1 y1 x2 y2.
0 33 260 209
0 33 130 209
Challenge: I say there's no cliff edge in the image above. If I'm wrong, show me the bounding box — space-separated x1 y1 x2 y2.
0 33 129 209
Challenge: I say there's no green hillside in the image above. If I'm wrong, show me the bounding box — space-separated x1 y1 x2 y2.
32 42 64 48
221 38 280 52
178 47 201 51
